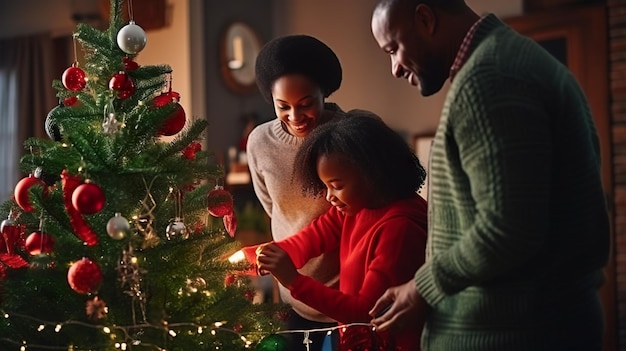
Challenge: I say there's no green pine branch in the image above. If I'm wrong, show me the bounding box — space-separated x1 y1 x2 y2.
0 0 285 349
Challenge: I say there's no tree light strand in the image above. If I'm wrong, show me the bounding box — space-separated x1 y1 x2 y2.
1 310 376 350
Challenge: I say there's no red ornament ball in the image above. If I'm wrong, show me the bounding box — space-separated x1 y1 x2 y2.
224 273 236 286
14 174 48 213
158 104 186 136
108 71 135 99
153 92 186 136
24 231 55 256
123 56 139 71
207 187 234 217
339 325 390 351
153 91 181 107
63 96 79 107
62 66 86 91
71 182 106 215
67 258 103 294
244 290 255 301
182 142 202 159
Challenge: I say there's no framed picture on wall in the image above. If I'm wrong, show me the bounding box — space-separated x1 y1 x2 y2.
413 133 434 200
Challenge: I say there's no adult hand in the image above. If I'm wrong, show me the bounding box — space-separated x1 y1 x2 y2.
369 279 428 332
256 243 299 288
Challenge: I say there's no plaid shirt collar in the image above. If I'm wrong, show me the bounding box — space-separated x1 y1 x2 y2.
449 15 487 82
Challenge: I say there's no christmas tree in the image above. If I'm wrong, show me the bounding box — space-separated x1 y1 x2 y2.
0 1 286 350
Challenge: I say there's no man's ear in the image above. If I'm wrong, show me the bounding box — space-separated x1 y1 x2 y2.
414 3 437 35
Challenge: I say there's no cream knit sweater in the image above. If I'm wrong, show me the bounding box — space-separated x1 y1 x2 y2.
246 103 344 322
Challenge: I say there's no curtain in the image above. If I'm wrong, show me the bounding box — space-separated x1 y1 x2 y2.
0 34 56 202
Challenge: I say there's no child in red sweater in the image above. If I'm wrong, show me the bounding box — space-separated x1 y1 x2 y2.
246 111 427 350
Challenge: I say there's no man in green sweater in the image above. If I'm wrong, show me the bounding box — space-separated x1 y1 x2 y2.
369 0 611 350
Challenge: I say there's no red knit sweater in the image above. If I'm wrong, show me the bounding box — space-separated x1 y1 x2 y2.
247 193 427 349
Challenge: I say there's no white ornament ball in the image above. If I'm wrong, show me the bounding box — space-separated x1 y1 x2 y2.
117 21 147 54
106 212 130 240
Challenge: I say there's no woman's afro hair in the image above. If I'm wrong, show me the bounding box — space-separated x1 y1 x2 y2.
255 34 342 102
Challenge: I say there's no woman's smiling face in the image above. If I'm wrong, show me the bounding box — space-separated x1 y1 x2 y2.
271 74 325 138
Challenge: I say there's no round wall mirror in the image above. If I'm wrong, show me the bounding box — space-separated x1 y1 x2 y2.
219 21 262 94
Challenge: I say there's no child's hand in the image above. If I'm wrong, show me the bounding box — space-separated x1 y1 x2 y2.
256 243 298 288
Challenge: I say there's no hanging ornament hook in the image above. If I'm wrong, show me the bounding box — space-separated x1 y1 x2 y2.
72 33 79 66
127 0 134 22
168 71 173 92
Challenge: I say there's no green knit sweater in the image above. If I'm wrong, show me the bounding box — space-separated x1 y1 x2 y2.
414 14 610 350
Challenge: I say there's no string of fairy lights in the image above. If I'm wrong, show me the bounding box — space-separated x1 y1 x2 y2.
0 310 375 351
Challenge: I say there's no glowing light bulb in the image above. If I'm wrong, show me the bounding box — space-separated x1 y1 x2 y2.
228 250 245 263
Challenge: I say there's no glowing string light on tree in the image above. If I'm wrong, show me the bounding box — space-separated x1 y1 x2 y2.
0 305 379 351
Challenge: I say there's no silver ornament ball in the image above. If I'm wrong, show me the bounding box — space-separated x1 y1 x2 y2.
106 212 130 240
166 219 189 241
186 277 207 293
117 21 147 54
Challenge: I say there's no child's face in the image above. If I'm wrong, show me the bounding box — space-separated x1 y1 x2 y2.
316 153 377 216
271 74 325 138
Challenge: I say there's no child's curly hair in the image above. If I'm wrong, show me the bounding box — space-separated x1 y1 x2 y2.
293 110 427 200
